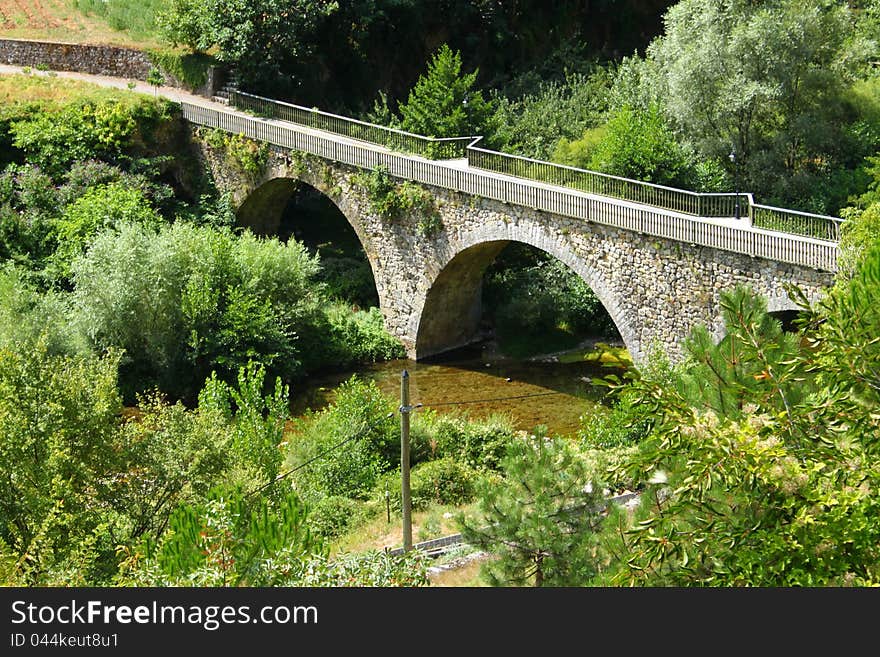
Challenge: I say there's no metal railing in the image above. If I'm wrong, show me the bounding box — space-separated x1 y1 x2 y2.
178 100 839 273
230 90 475 160
467 147 741 218
227 90 843 244
752 203 843 242
467 147 844 242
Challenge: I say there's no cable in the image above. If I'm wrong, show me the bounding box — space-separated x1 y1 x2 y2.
418 390 565 408
250 389 568 497
247 411 395 497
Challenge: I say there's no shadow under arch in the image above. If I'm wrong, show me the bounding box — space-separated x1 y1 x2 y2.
235 175 380 308
414 237 635 361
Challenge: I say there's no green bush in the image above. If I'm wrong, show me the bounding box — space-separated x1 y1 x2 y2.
0 341 124 584
578 394 653 450
587 104 697 188
482 246 618 348
51 182 163 281
0 264 85 355
414 411 515 471
409 457 479 510
308 495 369 539
315 303 405 370
120 488 323 587
71 222 322 400
316 255 378 308
10 98 171 177
286 377 398 503
147 49 218 90
491 69 612 159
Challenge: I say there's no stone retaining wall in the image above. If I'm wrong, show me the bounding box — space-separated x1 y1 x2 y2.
0 38 221 97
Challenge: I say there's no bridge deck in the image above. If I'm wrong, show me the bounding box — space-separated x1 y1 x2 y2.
0 64 840 272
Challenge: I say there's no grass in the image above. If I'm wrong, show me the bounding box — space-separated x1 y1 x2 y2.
0 72 147 106
330 501 476 557
0 0 164 48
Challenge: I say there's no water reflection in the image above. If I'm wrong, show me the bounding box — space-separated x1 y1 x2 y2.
291 342 630 437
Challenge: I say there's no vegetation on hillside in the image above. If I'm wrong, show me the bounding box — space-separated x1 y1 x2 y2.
1 0 879 588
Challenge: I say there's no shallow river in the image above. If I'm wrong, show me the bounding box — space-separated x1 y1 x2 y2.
290 342 630 438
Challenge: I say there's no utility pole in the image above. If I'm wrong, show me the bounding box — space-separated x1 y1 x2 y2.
400 370 413 552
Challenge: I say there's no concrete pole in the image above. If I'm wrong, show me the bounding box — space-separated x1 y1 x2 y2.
400 370 413 552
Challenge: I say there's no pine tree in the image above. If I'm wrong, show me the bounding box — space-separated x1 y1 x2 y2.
397 44 495 139
458 432 604 586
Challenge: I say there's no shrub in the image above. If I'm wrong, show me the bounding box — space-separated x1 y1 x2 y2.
72 223 322 400
0 264 85 355
409 457 479 509
286 377 398 503
578 393 653 450
415 411 515 471
316 255 378 308
119 488 323 587
0 341 124 584
51 182 163 281
315 303 405 370
308 495 369 539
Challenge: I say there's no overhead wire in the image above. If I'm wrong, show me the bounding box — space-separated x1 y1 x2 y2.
248 385 571 498
247 411 395 497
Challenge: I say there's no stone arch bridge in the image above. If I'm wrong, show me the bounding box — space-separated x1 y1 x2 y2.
184 91 839 364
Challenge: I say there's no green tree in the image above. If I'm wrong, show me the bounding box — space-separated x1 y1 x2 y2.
618 0 872 210
120 488 322 586
146 67 165 96
71 222 322 400
610 270 880 586
50 182 162 281
491 69 612 160
286 376 397 503
158 0 339 88
584 104 696 187
0 341 124 584
397 44 495 139
458 433 604 587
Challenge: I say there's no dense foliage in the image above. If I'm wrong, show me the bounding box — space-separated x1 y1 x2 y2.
7 0 880 588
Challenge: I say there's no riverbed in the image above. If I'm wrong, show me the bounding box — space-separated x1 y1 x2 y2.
290 341 631 437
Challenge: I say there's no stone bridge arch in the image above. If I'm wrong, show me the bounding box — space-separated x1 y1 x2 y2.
412 232 635 361
205 147 834 365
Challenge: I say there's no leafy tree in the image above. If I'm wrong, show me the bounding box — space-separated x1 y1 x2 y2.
616 0 873 211
0 341 124 584
50 182 162 281
71 222 322 400
609 270 880 586
286 376 397 503
396 44 495 139
458 433 604 587
119 488 322 586
583 104 696 187
491 69 612 159
158 0 339 88
146 67 165 96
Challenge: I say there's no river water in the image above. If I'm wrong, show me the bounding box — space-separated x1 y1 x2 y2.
290 341 631 438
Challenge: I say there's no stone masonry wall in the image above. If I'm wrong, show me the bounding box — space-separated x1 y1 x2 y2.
208 146 835 364
0 38 221 96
